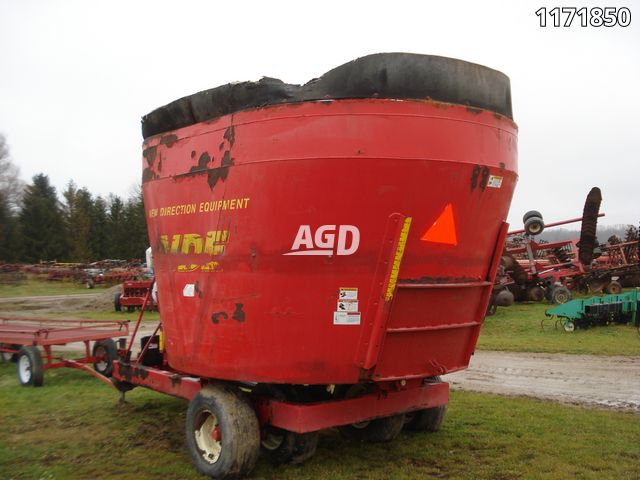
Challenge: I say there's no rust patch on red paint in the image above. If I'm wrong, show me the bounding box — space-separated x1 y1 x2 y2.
143 146 157 166
160 134 179 147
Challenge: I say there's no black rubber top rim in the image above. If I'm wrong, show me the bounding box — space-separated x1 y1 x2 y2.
141 52 513 139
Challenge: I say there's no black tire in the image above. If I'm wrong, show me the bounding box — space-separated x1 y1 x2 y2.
578 187 602 266
404 377 447 432
405 405 447 432
255 385 319 465
114 293 122 312
93 339 117 377
127 306 136 313
339 414 405 442
526 285 545 302
524 216 545 236
186 384 260 479
495 288 515 307
551 285 572 304
522 210 542 223
261 428 319 465
85 278 95 289
16 346 44 387
605 281 622 295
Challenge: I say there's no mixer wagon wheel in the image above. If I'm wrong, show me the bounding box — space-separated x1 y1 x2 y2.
16 346 44 387
186 384 260 479
404 377 447 433
337 384 404 442
339 414 405 442
254 385 319 465
92 339 117 377
114 293 122 312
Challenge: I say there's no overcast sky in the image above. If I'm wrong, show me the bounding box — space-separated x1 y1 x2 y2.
1 0 638 227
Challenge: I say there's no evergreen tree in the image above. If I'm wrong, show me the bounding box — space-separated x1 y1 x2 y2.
106 195 128 259
19 174 67 262
90 196 109 260
0 191 22 262
123 189 148 260
62 182 93 262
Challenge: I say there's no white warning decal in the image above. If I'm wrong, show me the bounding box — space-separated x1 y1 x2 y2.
182 284 195 297
337 300 359 312
339 287 358 300
333 312 361 325
487 175 503 188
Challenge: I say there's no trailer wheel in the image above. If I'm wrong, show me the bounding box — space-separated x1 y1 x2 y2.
255 385 319 465
114 293 122 312
85 278 95 289
563 320 576 332
550 286 572 304
186 384 260 479
93 339 117 377
605 281 622 295
16 346 44 387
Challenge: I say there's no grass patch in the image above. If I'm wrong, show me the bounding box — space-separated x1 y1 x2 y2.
0 364 638 479
0 274 105 298
477 302 640 356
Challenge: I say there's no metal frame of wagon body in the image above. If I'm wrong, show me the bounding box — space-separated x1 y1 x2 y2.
109 215 500 434
0 316 129 385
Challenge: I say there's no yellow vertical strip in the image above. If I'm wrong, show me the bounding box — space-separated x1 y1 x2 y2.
385 217 412 302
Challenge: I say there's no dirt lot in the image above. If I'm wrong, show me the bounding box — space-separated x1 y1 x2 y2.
446 351 640 412
2 292 639 412
0 286 120 314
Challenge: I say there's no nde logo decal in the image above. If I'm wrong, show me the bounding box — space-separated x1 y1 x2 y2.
284 225 360 256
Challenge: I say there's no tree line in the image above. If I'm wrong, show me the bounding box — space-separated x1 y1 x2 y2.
0 134 148 264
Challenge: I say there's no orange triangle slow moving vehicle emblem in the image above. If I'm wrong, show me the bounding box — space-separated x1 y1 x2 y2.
421 203 458 246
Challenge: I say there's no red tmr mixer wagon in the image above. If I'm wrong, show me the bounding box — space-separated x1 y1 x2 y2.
111 53 518 478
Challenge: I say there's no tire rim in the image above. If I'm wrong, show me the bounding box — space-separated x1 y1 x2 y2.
1 351 12 362
18 355 32 383
261 427 285 450
94 345 108 373
563 321 575 332
351 420 371 429
194 410 222 464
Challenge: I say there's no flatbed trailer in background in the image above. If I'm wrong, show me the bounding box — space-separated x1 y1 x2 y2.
0 317 128 386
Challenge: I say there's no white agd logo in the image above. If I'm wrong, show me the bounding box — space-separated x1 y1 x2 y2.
284 225 360 256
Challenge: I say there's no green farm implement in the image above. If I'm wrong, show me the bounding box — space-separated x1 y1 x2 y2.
545 289 639 332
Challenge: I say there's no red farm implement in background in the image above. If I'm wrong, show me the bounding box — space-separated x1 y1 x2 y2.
114 279 156 312
94 53 520 478
489 188 640 311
